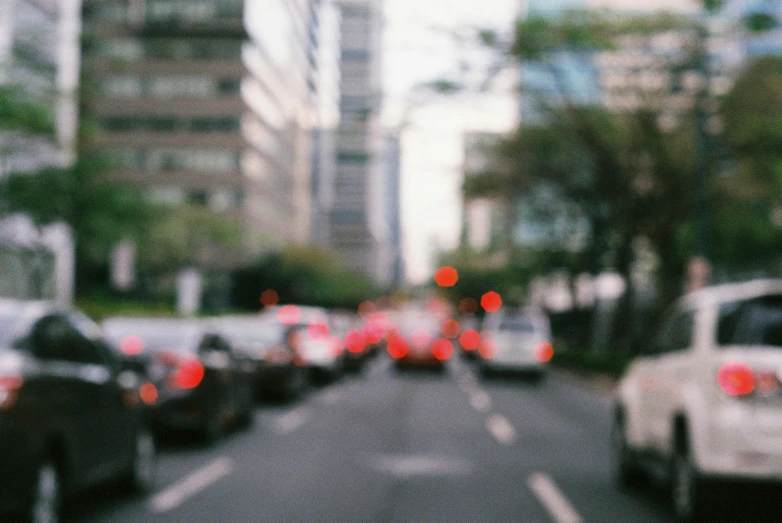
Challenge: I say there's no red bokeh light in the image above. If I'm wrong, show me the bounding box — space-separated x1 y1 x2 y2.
308 322 330 341
345 331 367 354
718 362 755 396
535 342 554 363
278 305 302 325
459 329 481 351
139 382 158 404
329 336 344 357
432 338 454 361
175 360 205 389
260 289 280 307
120 336 144 356
441 319 461 339
387 336 409 359
358 301 376 318
458 298 479 315
481 291 503 313
479 338 497 359
434 266 459 287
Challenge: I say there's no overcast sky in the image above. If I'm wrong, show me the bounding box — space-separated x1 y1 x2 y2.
383 0 697 284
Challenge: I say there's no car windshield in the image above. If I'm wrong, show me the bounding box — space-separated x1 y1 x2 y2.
498 319 536 333
718 297 782 348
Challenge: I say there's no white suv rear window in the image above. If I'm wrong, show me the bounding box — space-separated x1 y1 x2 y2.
718 297 782 348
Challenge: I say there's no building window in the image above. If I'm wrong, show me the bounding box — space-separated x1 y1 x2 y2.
337 152 370 164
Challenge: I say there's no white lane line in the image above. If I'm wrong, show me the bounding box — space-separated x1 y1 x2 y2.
319 389 342 405
486 414 517 445
527 472 583 523
150 457 234 513
275 408 310 435
469 390 492 413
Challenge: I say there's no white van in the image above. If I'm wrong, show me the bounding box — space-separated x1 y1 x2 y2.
478 307 553 379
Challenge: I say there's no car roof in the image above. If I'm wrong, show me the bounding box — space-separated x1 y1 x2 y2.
681 279 782 309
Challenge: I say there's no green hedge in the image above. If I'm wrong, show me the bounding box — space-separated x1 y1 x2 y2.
551 345 632 379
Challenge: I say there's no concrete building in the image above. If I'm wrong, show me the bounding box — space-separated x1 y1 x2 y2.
382 132 404 286
82 0 316 256
310 0 341 247
327 0 388 282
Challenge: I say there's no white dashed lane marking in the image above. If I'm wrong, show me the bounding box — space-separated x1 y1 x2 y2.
149 457 234 513
527 472 583 523
469 390 492 413
486 414 517 445
274 408 311 435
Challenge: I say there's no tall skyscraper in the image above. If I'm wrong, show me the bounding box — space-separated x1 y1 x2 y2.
328 0 388 282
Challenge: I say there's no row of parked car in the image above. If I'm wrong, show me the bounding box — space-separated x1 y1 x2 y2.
0 301 378 523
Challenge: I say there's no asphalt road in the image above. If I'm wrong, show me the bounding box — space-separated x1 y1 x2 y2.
67 356 676 523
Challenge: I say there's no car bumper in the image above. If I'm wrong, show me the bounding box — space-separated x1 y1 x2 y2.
258 365 301 394
481 358 545 373
699 403 782 480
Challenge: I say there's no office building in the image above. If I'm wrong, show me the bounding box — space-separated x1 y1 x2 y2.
328 0 388 282
82 0 316 257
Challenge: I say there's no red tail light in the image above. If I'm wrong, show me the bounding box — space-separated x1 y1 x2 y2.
0 375 23 410
479 338 496 360
387 336 409 359
175 360 205 389
459 330 481 351
345 331 367 354
535 342 554 363
139 382 158 405
432 338 454 361
718 363 755 397
120 336 144 356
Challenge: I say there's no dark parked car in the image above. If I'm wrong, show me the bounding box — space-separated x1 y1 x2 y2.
102 318 255 442
0 300 156 523
212 315 309 401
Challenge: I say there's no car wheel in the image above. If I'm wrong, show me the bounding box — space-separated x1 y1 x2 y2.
126 428 156 493
29 460 61 523
671 435 710 522
611 414 643 488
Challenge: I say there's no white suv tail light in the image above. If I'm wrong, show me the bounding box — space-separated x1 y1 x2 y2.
717 362 780 397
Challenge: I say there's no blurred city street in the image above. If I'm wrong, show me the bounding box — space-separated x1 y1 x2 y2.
67 357 672 523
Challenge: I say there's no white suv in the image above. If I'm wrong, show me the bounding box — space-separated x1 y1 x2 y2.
478 307 553 379
613 279 782 521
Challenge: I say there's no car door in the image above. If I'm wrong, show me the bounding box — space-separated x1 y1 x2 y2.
199 334 232 416
647 307 696 452
70 312 138 477
28 314 110 487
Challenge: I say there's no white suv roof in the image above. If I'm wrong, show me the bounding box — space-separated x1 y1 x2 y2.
683 279 782 308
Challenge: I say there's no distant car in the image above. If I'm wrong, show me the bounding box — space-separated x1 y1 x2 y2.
613 280 782 522
103 318 255 442
477 308 553 379
212 316 308 401
388 316 453 371
0 301 156 523
289 320 344 383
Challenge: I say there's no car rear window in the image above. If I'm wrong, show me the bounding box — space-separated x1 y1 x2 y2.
499 320 536 333
104 324 201 353
718 297 782 348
